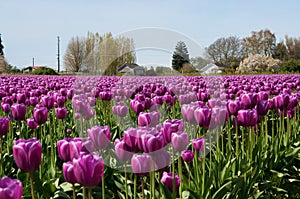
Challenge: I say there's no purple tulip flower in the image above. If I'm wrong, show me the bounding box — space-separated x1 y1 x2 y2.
181 150 194 162
131 153 152 176
11 104 26 121
0 177 22 199
0 117 9 136
73 152 105 187
87 125 111 150
161 172 180 192
12 138 42 173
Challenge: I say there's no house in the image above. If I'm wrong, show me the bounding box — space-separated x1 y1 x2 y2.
200 63 224 74
117 63 144 76
22 66 43 73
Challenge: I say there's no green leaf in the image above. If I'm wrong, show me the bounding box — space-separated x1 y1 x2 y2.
182 190 190 199
160 182 172 199
54 190 72 199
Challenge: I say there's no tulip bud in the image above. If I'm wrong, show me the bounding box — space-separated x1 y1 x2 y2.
131 153 152 176
57 138 83 162
237 109 258 127
87 125 111 150
26 118 38 130
0 117 9 136
114 139 133 162
55 107 67 120
181 150 194 162
0 177 23 199
171 132 189 152
62 162 78 184
73 152 104 187
161 172 180 192
13 138 42 173
192 137 205 152
33 106 48 124
1 103 11 114
11 104 27 121
162 119 184 143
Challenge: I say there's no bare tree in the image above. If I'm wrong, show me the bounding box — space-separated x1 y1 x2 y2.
206 36 242 67
242 29 276 57
63 36 86 72
285 36 300 60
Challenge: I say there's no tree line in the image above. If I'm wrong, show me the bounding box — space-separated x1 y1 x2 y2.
205 29 300 73
64 32 136 75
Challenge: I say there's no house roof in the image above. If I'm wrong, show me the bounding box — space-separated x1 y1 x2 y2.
117 63 141 72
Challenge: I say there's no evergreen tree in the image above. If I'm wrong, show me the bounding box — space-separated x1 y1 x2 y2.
0 34 4 57
172 41 190 71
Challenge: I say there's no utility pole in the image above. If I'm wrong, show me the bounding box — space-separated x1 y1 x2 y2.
32 57 35 67
57 36 60 72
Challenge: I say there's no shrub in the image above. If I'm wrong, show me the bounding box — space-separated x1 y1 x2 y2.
31 67 58 75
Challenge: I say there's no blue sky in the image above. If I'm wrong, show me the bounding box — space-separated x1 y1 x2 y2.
1 0 300 70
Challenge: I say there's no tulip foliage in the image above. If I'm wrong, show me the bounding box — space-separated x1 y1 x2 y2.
0 74 299 198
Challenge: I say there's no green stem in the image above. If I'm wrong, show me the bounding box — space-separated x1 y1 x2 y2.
228 118 231 151
142 177 145 199
83 187 86 199
0 137 2 176
102 175 105 199
124 164 128 199
72 184 77 199
235 121 239 157
88 187 92 199
30 172 36 199
172 150 176 199
178 154 182 199
134 175 137 199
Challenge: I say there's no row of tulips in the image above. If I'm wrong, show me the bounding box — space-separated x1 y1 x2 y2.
0 74 300 198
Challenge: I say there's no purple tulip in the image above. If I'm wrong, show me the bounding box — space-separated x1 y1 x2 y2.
87 126 111 150
0 117 9 136
56 96 66 107
192 137 205 152
33 106 48 124
12 138 42 173
227 100 240 116
112 104 129 118
114 138 133 162
0 177 22 199
1 103 11 114
256 100 269 116
138 111 161 127
131 153 152 176
66 129 72 134
194 107 211 129
130 100 144 114
57 138 83 162
62 162 78 184
11 104 26 121
16 93 26 104
162 119 184 143
55 107 67 120
29 97 39 106
26 118 38 130
152 150 171 171
40 95 55 109
141 133 165 153
171 132 189 152
73 152 105 187
161 172 180 192
181 150 194 162
2 96 13 106
237 109 258 127
99 91 112 101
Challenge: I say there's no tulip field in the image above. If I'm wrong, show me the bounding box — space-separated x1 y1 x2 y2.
0 74 300 199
